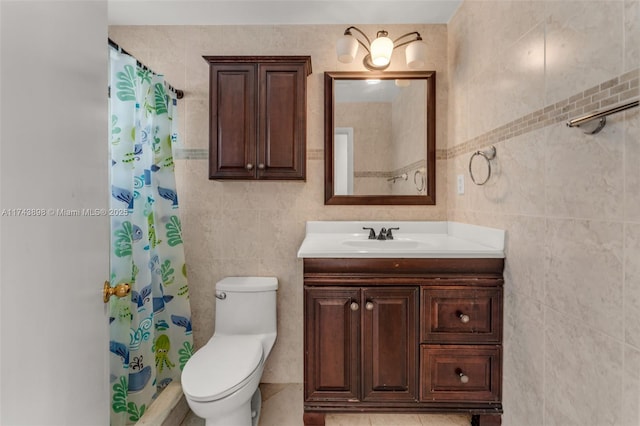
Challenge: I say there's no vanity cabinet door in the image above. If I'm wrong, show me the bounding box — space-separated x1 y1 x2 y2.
362 287 418 402
304 287 360 402
257 63 307 179
209 64 257 179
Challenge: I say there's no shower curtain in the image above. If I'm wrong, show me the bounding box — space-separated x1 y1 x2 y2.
108 48 193 425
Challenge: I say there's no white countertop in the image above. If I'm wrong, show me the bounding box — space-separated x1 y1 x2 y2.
297 221 505 258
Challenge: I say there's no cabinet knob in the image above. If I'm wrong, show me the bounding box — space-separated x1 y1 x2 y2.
246 163 254 170
455 368 469 383
350 302 359 311
365 301 374 311
457 312 470 323
258 163 265 170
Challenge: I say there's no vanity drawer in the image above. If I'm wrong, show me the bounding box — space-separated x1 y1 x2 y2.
420 345 501 402
421 287 502 343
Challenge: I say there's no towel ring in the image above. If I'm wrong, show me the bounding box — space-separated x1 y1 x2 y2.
413 170 425 192
469 146 496 186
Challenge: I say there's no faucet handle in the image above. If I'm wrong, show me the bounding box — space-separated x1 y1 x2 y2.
362 227 376 239
377 227 387 240
386 227 400 240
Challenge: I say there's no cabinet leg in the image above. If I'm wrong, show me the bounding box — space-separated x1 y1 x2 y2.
303 412 325 426
471 414 501 426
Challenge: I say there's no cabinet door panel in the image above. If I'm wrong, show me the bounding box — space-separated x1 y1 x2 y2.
209 64 256 178
258 63 306 179
362 287 418 402
305 288 360 401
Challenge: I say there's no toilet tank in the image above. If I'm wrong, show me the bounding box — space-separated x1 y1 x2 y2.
214 277 278 336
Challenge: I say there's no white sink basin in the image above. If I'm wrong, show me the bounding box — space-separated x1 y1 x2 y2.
297 221 505 258
341 239 421 250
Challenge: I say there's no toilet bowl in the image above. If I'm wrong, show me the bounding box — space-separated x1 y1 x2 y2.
182 277 278 426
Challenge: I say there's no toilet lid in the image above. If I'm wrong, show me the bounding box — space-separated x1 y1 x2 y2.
182 335 263 402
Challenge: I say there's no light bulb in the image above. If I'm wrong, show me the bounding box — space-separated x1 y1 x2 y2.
336 35 358 63
370 34 393 67
406 40 427 69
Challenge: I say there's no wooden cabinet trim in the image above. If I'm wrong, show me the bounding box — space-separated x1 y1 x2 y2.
303 258 505 276
204 55 312 75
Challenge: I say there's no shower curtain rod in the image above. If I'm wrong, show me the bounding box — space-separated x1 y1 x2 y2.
108 38 184 99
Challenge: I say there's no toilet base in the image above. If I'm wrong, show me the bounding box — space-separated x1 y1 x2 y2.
204 399 251 426
251 387 262 426
196 388 261 426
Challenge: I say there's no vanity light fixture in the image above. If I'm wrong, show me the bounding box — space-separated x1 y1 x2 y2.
336 26 427 71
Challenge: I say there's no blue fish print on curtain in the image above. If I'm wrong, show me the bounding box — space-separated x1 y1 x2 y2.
108 48 193 425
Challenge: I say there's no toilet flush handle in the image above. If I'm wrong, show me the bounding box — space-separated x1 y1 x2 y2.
215 292 227 300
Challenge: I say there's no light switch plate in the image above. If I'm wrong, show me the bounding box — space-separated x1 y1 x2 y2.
457 174 465 194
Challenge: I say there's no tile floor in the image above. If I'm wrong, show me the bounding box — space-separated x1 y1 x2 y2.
180 383 470 426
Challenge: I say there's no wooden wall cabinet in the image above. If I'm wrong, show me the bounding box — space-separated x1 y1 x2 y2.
303 258 504 426
204 56 311 180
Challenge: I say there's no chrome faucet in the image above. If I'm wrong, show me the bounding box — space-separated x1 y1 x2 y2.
386 227 399 240
363 226 400 240
363 227 376 239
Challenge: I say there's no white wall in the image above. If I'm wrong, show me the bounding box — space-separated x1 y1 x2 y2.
0 2 110 424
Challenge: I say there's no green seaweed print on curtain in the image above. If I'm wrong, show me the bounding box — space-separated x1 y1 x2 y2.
108 47 192 426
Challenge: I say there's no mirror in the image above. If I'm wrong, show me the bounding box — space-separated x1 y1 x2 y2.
324 71 436 205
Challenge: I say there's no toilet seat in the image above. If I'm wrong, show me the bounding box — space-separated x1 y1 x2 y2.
182 335 264 402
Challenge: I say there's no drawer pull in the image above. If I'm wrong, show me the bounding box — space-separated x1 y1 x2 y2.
350 302 359 311
365 301 374 311
457 312 470 324
246 163 254 170
455 368 469 384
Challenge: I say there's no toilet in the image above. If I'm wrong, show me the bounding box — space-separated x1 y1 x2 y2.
182 277 278 426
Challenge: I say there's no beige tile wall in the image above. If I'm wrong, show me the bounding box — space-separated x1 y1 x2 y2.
108 24 449 384
336 101 393 195
447 1 639 425
111 4 640 423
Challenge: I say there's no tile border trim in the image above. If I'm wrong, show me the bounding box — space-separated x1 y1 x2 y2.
446 68 639 159
174 148 208 160
173 68 638 163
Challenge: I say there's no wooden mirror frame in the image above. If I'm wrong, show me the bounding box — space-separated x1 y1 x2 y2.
324 71 436 205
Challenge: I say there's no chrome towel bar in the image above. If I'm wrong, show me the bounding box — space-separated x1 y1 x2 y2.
567 99 638 134
387 173 408 183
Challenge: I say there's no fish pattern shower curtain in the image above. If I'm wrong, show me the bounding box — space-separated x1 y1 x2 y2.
108 49 193 425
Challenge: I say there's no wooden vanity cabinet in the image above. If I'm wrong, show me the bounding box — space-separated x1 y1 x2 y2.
303 258 504 426
204 56 311 180
305 287 418 403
